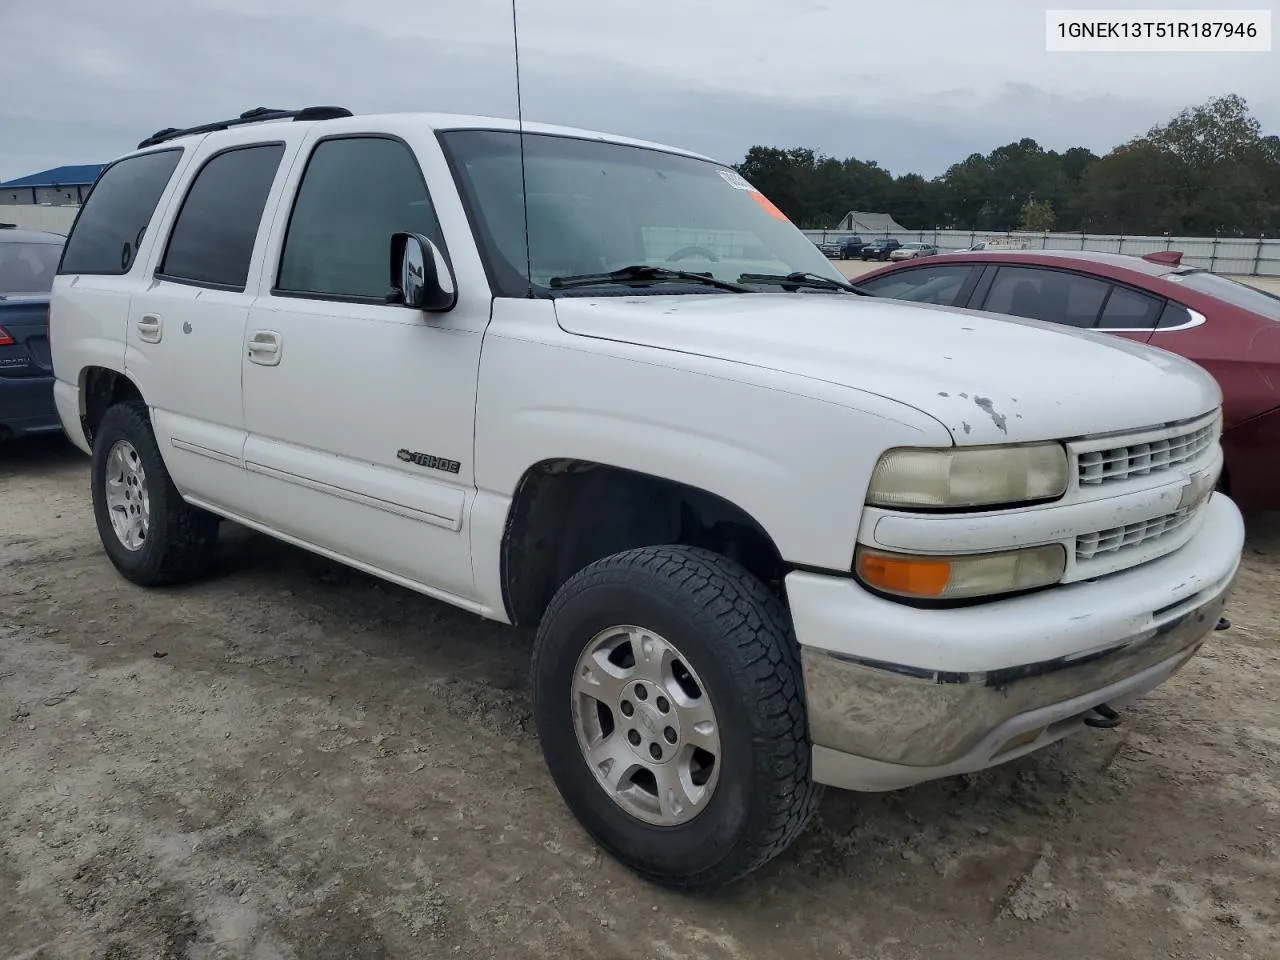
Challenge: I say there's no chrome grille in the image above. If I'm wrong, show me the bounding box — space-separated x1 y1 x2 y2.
1076 508 1194 562
1077 418 1216 487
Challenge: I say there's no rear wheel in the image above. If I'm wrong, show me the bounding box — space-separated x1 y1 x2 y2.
90 401 219 586
531 545 821 889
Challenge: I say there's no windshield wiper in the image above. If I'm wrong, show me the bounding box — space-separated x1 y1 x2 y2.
548 265 753 293
738 271 873 295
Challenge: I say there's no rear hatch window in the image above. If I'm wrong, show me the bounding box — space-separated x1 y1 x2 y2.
1165 269 1280 321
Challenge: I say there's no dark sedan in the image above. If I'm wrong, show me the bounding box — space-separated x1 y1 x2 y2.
0 227 64 442
856 249 1280 513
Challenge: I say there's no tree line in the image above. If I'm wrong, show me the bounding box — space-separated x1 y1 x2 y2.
734 94 1280 237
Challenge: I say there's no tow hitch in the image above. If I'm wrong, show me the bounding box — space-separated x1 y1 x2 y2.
1083 702 1121 729
1082 620 1230 732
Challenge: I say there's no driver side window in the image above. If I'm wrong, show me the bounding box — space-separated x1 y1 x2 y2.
858 265 978 306
276 136 447 301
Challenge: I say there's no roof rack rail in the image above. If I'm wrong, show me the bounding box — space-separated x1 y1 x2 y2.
137 105 354 149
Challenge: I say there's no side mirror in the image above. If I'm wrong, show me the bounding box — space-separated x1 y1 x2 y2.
390 232 457 312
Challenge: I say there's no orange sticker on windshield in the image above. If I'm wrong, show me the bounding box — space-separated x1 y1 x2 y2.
749 191 790 222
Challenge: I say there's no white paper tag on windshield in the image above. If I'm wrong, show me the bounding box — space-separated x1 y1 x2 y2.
719 169 754 191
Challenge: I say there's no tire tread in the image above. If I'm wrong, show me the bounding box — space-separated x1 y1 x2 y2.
92 401 218 586
533 544 822 889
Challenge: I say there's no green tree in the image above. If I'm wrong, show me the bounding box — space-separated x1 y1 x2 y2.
1019 200 1057 231
887 172 943 229
732 93 1276 236
1059 146 1099 183
1148 93 1261 169
1077 140 1185 234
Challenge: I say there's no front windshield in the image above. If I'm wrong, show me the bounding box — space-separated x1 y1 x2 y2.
438 129 846 296
0 240 62 294
1166 269 1280 321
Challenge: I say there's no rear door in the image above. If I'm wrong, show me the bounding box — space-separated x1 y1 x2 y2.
124 132 298 514
967 263 1164 346
52 147 190 448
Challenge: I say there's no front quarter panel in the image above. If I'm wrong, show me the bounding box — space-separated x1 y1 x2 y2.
472 298 952 575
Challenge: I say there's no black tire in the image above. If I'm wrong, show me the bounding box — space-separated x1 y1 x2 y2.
90 401 219 586
531 544 821 889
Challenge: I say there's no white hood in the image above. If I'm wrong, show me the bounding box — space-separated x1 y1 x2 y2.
553 293 1222 446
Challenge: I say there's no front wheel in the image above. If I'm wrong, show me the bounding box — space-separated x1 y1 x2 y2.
91 401 219 586
531 545 821 889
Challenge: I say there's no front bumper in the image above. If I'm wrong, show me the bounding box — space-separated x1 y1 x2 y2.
789 492 1244 792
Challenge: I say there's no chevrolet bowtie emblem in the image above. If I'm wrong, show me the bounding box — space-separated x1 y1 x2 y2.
1177 467 1217 511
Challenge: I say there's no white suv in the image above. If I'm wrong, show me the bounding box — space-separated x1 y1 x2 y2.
50 106 1244 889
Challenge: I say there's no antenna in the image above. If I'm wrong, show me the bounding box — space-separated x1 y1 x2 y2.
511 0 533 298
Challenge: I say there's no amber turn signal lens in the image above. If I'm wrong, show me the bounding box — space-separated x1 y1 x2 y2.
856 552 952 597
854 543 1067 601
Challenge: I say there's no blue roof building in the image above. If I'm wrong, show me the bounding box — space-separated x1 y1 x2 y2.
1 164 106 205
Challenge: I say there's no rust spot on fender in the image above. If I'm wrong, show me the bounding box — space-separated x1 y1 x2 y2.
973 396 1007 434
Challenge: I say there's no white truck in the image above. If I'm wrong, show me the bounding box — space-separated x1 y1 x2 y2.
49 106 1244 890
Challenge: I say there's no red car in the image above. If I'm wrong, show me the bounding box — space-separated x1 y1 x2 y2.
856 249 1280 514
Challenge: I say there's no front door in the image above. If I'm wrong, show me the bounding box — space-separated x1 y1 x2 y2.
240 132 486 602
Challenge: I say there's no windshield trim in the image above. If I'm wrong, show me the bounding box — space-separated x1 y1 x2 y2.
436 129 523 298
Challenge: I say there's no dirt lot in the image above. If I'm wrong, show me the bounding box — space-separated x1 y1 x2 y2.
2 438 1279 960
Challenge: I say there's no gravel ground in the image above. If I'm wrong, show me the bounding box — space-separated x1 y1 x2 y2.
2 437 1278 960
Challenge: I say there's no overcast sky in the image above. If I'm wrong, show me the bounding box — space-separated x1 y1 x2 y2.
1 0 1276 182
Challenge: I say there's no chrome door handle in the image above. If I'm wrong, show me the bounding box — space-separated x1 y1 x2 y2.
246 330 282 366
137 314 162 343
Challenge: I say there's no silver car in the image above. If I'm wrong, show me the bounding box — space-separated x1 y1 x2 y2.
889 241 938 261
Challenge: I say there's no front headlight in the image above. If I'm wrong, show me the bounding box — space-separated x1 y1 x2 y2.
855 543 1067 601
866 443 1069 510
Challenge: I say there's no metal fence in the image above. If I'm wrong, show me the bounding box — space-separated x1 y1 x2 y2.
0 204 78 235
802 228 1280 278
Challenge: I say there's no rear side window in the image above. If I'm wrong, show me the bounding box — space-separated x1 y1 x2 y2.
276 136 446 301
983 266 1109 328
1157 301 1197 329
58 149 182 275
1166 270 1280 321
1097 285 1164 329
158 143 286 290
858 264 978 306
